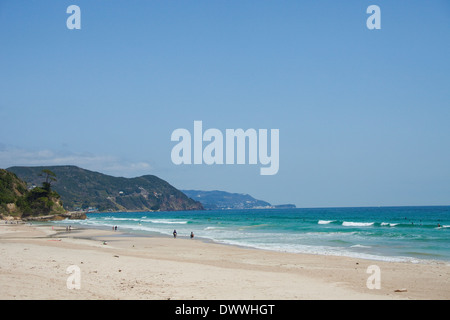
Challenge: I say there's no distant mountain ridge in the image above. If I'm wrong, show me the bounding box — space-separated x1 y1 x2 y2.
8 166 203 212
182 189 296 210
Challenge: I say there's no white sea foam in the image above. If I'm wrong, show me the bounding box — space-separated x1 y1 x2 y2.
351 244 372 248
104 217 141 221
381 222 398 227
304 231 357 237
342 221 374 227
204 226 225 230
144 219 188 224
318 220 334 224
213 239 418 263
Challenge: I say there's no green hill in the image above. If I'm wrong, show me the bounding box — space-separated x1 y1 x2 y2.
7 166 203 212
0 169 66 219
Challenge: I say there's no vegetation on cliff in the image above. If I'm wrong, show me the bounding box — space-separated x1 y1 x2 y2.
8 166 203 212
0 169 66 219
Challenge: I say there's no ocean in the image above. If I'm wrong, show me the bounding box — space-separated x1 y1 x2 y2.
55 206 450 263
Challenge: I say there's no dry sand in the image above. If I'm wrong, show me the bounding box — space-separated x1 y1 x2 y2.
0 223 449 300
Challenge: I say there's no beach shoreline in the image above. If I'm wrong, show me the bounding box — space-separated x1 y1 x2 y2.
0 223 449 300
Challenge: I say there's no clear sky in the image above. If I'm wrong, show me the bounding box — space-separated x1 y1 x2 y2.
1 1 449 207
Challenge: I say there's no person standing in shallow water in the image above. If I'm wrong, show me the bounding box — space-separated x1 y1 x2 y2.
173 230 177 238
190 232 194 239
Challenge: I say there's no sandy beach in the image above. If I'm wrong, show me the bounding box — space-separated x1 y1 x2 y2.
0 223 449 300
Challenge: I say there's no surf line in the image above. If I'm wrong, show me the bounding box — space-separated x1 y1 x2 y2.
171 121 279 175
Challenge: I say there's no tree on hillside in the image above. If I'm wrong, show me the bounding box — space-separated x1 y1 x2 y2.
17 169 61 216
40 169 57 191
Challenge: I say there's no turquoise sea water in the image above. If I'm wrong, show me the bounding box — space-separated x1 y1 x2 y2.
56 206 450 263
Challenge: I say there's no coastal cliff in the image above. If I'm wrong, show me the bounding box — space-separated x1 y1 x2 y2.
0 169 67 220
7 166 203 213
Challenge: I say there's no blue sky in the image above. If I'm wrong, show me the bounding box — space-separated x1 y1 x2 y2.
1 1 449 207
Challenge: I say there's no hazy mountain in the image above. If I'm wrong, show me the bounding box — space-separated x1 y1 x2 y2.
181 190 273 210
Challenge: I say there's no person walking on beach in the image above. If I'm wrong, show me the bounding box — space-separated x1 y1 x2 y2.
173 229 177 238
